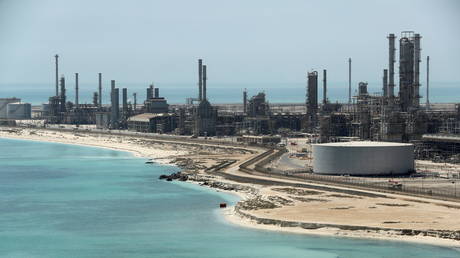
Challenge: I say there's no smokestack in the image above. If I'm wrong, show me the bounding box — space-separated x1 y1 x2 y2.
75 73 79 108
55 55 59 97
60 76 66 112
307 71 319 128
243 89 247 114
122 88 128 115
98 73 102 108
198 59 203 101
93 92 98 106
154 88 159 98
426 56 430 109
388 34 396 99
413 33 421 108
133 93 137 111
323 69 327 104
203 65 207 100
383 69 388 97
348 58 351 104
110 81 119 129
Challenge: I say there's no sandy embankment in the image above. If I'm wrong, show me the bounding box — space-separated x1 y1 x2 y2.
0 127 185 164
1 127 460 248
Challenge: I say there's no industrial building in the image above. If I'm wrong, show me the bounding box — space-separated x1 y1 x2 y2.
312 141 414 175
0 98 21 119
4 31 456 170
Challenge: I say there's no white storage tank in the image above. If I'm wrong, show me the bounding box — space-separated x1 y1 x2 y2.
312 141 414 176
6 102 32 120
0 98 21 118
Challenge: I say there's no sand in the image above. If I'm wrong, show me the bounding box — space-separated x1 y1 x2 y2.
1 127 459 248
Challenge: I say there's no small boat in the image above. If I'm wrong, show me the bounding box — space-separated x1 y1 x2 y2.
219 203 227 208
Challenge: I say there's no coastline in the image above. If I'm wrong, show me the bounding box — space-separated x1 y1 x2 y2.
1 127 459 249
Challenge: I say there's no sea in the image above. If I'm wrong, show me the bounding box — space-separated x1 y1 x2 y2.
0 138 459 257
0 82 459 105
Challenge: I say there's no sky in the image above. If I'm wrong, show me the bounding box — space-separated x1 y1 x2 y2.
0 0 459 85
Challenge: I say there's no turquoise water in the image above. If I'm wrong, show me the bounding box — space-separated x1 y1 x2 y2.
1 82 459 105
0 138 459 258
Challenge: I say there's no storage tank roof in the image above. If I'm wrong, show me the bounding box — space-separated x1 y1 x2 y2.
313 141 413 147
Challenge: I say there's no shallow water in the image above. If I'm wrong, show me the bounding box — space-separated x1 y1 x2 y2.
0 138 458 258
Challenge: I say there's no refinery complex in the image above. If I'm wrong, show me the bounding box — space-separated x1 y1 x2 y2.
1 31 460 176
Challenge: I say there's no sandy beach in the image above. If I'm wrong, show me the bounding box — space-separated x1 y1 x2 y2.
1 127 459 249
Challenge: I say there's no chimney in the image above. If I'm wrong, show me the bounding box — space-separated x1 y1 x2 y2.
122 88 128 115
98 73 102 109
323 69 327 104
348 58 351 104
383 69 388 97
198 59 203 101
133 93 137 111
55 55 59 97
203 65 207 100
60 76 66 112
110 80 119 129
93 92 98 106
75 73 79 108
243 89 247 114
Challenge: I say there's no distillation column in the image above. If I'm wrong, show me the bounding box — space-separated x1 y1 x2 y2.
413 33 421 108
75 73 79 109
426 56 430 109
198 59 203 101
388 34 396 101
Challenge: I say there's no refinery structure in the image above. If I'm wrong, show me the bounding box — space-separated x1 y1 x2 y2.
1 31 460 173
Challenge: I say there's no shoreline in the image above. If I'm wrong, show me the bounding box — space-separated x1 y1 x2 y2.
1 127 459 249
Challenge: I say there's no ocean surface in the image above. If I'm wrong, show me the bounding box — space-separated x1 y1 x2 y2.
0 82 459 105
0 138 459 258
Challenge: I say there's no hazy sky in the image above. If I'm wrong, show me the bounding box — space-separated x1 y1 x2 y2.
0 0 459 85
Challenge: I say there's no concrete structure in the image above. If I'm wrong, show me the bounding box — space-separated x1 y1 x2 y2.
95 112 110 129
237 135 281 145
312 141 414 175
0 98 21 118
6 102 32 119
127 113 176 133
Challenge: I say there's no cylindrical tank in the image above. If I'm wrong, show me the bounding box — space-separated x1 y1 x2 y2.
312 141 414 175
6 102 32 119
0 98 21 118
